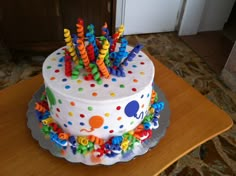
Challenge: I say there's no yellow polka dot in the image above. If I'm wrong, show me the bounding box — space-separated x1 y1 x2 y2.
105 113 110 117
110 92 116 97
51 58 56 61
77 80 82 84
140 71 145 75
68 112 74 116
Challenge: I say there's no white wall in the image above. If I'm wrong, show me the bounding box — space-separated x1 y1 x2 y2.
199 0 235 32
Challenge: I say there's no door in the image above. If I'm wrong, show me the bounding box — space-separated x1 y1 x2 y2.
117 0 182 35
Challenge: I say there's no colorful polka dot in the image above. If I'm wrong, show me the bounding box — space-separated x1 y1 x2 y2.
147 93 150 98
133 79 138 83
138 55 142 57
88 106 93 111
80 114 85 118
116 106 121 110
65 85 71 89
55 69 60 73
58 99 62 104
70 101 75 106
132 65 137 68
50 77 56 80
120 84 125 88
56 52 61 55
141 95 144 99
77 80 82 84
130 121 134 125
56 108 60 112
64 124 68 128
68 112 73 116
78 87 83 92
59 57 64 62
110 92 116 97
140 71 145 75
68 121 73 125
80 122 85 126
119 125 124 128
58 64 63 67
56 113 59 118
92 92 98 96
62 78 67 82
117 116 122 121
140 62 145 65
104 84 109 88
90 84 95 87
109 130 114 133
112 78 117 82
142 104 144 108
105 113 110 117
132 88 137 92
104 126 108 129
128 71 133 74
51 58 56 61
47 66 52 69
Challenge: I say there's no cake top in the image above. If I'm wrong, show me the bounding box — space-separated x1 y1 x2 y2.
42 19 155 102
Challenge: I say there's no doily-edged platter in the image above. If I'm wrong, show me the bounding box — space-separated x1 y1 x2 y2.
27 84 170 165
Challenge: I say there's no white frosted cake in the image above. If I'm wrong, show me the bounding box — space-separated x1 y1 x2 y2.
34 21 164 165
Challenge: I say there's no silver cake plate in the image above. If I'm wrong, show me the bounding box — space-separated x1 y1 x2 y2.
27 84 170 165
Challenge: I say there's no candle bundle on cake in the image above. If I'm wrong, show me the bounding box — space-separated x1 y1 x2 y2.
63 18 143 84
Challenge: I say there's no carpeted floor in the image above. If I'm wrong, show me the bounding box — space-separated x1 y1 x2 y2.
0 32 236 175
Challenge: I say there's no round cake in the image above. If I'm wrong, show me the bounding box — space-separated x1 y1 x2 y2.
33 21 165 165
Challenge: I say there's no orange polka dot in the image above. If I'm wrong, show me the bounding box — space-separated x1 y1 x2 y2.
117 116 122 121
133 79 138 83
50 77 56 80
89 116 104 129
70 101 75 106
140 71 145 75
92 92 98 97
142 104 144 108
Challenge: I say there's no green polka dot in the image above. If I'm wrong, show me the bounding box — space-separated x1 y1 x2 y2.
47 66 52 69
120 84 125 88
130 121 134 125
88 106 93 111
58 99 62 104
78 88 83 92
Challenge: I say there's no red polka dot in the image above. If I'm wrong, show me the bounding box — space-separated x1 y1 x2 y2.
128 71 133 74
140 62 145 65
70 101 75 106
56 108 60 112
109 130 114 133
116 106 121 110
132 88 137 92
55 69 60 73
80 114 85 118
90 84 95 87
56 113 59 118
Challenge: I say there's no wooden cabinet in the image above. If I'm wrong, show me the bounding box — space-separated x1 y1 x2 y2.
1 0 116 52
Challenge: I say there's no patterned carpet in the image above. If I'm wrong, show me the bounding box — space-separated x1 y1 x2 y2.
0 32 235 175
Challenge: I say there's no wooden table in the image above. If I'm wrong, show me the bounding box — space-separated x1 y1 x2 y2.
0 57 233 176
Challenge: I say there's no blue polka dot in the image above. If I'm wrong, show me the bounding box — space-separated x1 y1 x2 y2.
104 126 108 129
59 57 64 62
56 52 61 55
138 55 142 57
141 94 144 99
62 78 67 82
132 65 137 68
119 125 124 129
64 124 68 128
104 84 109 88
65 85 71 89
147 93 150 98
112 78 117 82
58 64 63 67
124 100 140 117
68 121 72 125
80 122 85 126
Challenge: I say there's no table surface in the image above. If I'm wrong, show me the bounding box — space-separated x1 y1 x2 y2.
0 57 233 176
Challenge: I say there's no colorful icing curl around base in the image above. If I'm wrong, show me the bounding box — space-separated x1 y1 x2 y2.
35 89 164 160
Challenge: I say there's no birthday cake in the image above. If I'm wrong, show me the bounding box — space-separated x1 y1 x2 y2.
34 19 165 165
